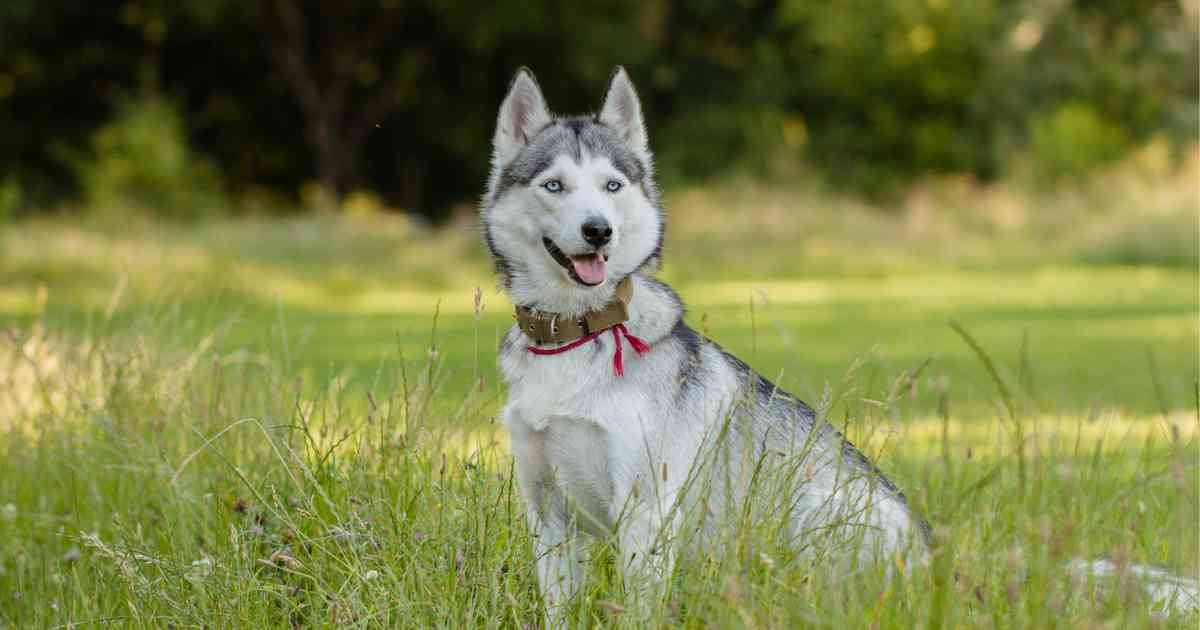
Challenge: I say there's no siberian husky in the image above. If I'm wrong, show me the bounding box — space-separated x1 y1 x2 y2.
478 67 1197 622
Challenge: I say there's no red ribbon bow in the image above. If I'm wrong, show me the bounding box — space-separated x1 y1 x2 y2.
527 323 650 376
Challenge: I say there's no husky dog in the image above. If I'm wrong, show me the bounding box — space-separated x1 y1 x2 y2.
479 67 1198 622
480 66 929 620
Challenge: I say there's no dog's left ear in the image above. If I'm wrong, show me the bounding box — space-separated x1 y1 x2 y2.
599 66 648 154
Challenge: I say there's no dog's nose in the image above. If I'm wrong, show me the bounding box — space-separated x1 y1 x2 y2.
581 217 612 247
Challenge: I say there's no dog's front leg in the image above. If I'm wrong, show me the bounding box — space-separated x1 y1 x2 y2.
510 418 595 626
529 508 589 628
613 478 678 624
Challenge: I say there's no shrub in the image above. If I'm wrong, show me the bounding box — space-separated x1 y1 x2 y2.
1030 102 1130 182
75 92 226 221
0 176 20 222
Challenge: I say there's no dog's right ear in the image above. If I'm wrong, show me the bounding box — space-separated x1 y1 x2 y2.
493 68 552 167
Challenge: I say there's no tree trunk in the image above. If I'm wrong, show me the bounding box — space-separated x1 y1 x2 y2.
264 0 403 213
313 113 341 213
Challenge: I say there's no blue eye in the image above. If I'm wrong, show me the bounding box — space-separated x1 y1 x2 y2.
605 180 623 193
542 179 563 193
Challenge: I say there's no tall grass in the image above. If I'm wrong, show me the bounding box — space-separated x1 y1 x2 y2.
1 304 1195 628
1 151 1196 625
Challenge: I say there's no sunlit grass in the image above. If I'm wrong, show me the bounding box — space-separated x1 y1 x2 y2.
2 250 1194 419
0 158 1197 626
2 152 1195 418
0 315 1195 628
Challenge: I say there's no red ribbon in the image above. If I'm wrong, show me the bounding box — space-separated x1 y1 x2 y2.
527 323 650 376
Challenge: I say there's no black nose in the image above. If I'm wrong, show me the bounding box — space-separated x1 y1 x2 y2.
581 217 612 247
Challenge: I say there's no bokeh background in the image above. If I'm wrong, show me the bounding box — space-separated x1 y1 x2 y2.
1 1 1197 416
2 1 1197 218
2 4 1199 627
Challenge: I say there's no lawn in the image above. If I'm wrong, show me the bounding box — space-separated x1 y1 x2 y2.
2 214 1194 419
1 164 1197 626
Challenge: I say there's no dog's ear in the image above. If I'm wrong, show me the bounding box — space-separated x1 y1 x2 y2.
493 68 552 166
598 66 648 154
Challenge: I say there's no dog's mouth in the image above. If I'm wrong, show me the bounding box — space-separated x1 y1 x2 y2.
543 238 608 287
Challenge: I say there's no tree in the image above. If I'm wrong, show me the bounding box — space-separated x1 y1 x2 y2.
261 0 413 210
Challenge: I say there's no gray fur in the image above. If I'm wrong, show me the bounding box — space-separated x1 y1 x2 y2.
492 117 648 203
482 110 665 293
495 117 647 197
485 67 932 624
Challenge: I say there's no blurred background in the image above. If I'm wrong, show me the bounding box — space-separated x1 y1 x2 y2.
4 5 1199 625
1 0 1197 417
2 0 1197 218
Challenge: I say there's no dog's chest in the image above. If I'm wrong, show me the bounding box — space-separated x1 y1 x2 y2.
502 349 652 433
500 332 649 426
501 335 662 532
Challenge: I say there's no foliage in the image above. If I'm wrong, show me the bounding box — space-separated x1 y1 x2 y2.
0 2 149 209
769 0 1011 193
74 92 227 221
1029 101 1129 181
0 0 1195 217
0 176 21 222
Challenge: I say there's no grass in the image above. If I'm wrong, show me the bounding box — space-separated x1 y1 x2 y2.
1 307 1196 628
0 151 1197 627
1 222 1194 419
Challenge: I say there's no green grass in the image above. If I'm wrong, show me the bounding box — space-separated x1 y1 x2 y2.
1 213 1195 419
0 162 1197 626
1 303 1196 628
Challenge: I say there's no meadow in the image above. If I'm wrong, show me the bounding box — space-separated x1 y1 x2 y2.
0 153 1197 627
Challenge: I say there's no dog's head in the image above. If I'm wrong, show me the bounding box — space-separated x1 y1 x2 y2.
481 67 663 314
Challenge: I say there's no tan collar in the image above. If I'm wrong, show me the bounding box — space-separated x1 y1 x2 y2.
515 277 634 345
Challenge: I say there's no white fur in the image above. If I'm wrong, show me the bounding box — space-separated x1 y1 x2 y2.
483 68 1197 625
498 275 926 616
483 68 924 626
486 152 661 315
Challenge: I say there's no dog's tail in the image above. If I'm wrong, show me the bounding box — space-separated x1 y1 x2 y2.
1067 559 1199 614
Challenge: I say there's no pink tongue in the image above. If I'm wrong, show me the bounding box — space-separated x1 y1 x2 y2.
570 254 606 285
